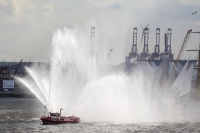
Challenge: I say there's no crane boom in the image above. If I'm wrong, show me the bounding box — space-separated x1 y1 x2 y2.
176 29 192 61
168 29 192 84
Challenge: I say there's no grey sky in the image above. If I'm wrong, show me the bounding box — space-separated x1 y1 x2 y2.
0 0 200 63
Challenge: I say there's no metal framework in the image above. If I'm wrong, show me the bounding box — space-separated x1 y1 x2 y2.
176 29 192 61
168 29 192 84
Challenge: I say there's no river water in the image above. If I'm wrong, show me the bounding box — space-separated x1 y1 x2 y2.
1 97 200 133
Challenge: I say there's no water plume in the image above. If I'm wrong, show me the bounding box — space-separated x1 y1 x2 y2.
17 27 192 123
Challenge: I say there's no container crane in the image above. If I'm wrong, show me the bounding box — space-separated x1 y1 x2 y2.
128 28 139 60
89 27 95 56
88 27 98 62
140 28 149 59
162 28 173 60
151 28 160 59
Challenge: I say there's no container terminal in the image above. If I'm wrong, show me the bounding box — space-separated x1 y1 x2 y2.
0 27 199 98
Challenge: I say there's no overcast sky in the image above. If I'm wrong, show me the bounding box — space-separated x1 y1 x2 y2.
0 0 200 64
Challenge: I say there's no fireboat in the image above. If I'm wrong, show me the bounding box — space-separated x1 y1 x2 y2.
40 107 80 124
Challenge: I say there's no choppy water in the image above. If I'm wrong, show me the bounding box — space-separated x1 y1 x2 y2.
1 98 200 133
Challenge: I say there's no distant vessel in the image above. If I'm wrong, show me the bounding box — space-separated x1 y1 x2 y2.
40 108 80 124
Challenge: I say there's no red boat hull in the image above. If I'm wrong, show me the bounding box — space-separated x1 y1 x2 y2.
40 116 80 124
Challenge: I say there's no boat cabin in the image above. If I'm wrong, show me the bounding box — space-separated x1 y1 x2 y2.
50 113 60 116
50 113 60 120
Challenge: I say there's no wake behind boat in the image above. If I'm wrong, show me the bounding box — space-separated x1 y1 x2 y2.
40 108 80 124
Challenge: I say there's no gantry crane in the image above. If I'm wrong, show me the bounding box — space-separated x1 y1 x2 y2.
162 28 173 60
140 28 149 59
88 27 98 62
128 28 139 60
89 27 95 56
151 28 160 59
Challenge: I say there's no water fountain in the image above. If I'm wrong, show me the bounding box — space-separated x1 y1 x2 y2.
16 27 194 124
